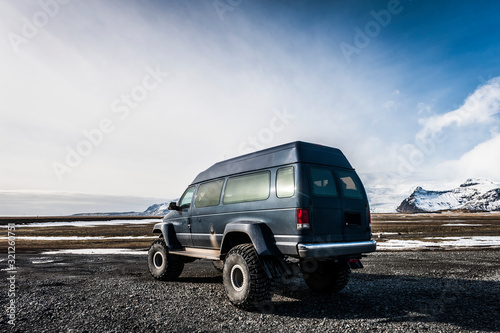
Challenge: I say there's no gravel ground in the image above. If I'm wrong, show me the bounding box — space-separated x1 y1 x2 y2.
2 251 500 332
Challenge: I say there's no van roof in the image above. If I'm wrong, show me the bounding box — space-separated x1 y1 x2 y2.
192 141 353 184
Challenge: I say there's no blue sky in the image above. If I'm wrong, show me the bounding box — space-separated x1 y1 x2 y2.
1 0 500 214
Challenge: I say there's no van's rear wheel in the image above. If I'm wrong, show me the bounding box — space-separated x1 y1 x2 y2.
148 239 184 280
223 244 273 309
302 260 350 294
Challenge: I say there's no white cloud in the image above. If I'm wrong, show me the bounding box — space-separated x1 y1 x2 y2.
437 133 500 181
1 1 408 198
2 1 467 214
416 77 500 142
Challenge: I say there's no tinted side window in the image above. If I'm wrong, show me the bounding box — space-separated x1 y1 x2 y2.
336 171 363 199
223 171 270 204
195 179 224 208
310 167 338 197
179 186 195 208
276 166 295 198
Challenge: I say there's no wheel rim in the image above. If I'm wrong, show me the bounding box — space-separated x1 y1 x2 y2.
230 264 245 292
153 251 164 269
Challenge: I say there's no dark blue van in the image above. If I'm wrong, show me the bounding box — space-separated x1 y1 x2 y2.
148 141 376 309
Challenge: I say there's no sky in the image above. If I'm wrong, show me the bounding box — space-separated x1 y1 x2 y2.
1 0 500 215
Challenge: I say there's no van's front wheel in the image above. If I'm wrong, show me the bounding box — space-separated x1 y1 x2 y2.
302 260 350 294
148 239 184 280
223 244 273 309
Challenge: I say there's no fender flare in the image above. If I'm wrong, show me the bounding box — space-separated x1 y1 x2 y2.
220 221 280 257
152 222 183 250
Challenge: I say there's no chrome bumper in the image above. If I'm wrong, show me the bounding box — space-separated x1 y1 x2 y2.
297 240 376 258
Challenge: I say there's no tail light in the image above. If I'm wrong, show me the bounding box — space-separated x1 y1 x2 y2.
296 208 310 229
369 211 372 225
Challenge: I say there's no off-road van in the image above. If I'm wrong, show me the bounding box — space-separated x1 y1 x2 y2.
148 141 376 309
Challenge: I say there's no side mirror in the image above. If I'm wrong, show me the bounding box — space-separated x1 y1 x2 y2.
168 201 179 211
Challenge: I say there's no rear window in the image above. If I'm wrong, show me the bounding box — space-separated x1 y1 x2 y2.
336 171 364 199
195 179 224 208
223 171 270 204
310 167 338 197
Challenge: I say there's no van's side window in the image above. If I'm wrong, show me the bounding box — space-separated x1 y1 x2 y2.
195 179 224 208
276 167 295 198
336 171 363 199
179 186 196 209
223 171 270 204
310 167 338 197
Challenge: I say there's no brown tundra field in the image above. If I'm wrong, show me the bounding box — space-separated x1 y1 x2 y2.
1 212 499 252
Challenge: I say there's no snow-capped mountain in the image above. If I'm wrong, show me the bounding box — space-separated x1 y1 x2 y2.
142 202 170 215
397 179 500 212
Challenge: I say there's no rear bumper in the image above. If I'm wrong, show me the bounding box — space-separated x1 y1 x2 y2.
297 240 376 258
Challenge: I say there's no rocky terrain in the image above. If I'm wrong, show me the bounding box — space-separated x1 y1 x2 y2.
2 213 500 332
2 251 499 332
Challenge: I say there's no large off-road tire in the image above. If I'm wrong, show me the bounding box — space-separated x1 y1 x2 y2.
302 259 350 294
148 239 184 281
223 243 273 309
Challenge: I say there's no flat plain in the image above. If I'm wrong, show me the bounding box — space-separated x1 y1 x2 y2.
1 212 500 252
1 213 499 332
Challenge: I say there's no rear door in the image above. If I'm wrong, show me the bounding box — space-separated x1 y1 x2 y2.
335 170 371 241
308 166 343 241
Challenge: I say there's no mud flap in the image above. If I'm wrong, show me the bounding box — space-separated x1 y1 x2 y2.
260 256 293 279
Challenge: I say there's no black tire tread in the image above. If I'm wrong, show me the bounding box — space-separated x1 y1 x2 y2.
225 243 273 309
330 263 350 293
304 260 350 294
148 239 184 281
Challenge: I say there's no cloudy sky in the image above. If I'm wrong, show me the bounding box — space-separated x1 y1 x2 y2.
1 0 500 215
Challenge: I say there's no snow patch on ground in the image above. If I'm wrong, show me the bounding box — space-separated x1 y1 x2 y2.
41 248 148 255
378 236 500 250
0 236 157 241
0 218 162 228
31 259 55 264
442 223 483 226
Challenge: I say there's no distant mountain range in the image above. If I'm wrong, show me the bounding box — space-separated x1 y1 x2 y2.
397 179 500 213
73 179 500 216
142 202 171 215
73 201 172 217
